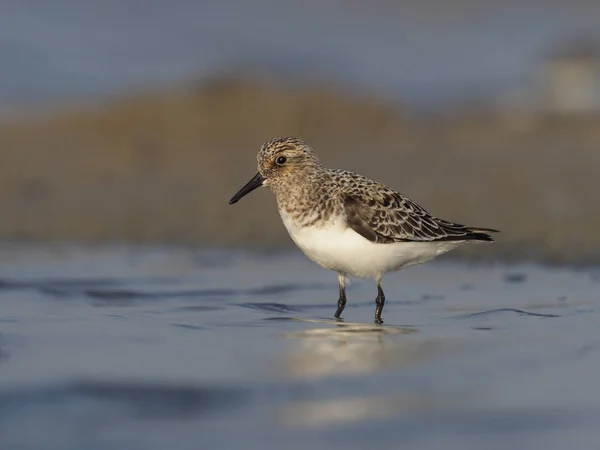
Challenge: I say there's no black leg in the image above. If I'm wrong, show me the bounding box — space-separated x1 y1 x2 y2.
334 275 347 320
374 282 385 324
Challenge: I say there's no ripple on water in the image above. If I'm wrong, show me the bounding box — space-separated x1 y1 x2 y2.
244 282 328 296
0 277 120 293
502 273 528 284
35 281 327 305
451 309 560 319
237 303 302 313
171 323 209 331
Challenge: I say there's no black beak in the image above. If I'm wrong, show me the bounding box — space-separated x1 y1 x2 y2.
229 172 264 204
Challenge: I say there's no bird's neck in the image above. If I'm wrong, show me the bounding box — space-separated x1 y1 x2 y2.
271 169 336 227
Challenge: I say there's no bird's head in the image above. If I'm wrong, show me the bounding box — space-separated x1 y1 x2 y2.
229 137 320 204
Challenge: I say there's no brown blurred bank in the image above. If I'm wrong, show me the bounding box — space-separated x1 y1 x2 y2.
1 77 599 263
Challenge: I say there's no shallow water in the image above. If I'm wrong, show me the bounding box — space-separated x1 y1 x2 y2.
1 245 600 449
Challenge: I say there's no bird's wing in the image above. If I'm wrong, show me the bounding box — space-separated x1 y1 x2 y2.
341 185 496 244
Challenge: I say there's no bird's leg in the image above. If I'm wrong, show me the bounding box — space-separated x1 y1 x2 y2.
374 280 385 324
334 273 347 320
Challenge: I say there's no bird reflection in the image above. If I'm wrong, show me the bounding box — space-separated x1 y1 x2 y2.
279 320 459 428
281 320 436 379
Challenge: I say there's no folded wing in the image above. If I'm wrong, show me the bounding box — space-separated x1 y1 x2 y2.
342 189 497 244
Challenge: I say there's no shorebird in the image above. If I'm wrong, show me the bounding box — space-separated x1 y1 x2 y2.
229 137 498 324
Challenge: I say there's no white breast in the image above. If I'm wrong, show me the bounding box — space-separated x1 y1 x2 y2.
279 211 461 279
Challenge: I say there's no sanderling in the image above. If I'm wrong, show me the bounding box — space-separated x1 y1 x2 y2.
229 137 498 324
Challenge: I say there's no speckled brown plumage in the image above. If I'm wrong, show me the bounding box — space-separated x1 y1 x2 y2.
230 136 499 324
258 137 498 242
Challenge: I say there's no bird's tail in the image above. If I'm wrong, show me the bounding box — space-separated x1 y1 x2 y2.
465 227 500 242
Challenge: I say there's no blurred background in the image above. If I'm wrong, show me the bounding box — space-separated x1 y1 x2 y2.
4 3 600 450
2 0 600 263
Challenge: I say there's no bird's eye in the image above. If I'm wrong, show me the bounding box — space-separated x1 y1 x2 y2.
276 156 287 165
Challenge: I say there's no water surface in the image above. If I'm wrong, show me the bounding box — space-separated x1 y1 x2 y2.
1 245 599 449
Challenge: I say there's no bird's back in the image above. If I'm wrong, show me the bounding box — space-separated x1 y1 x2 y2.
324 168 498 244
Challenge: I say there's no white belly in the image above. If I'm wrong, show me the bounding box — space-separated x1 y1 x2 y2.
281 213 461 279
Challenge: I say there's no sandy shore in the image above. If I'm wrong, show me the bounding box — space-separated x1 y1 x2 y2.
1 77 599 263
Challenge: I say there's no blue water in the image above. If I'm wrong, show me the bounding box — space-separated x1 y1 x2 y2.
1 245 600 449
2 1 600 109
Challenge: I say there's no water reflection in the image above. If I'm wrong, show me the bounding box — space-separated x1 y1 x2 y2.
282 393 455 428
281 321 436 379
280 321 460 427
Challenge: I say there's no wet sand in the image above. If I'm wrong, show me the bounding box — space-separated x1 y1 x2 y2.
1 245 599 449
